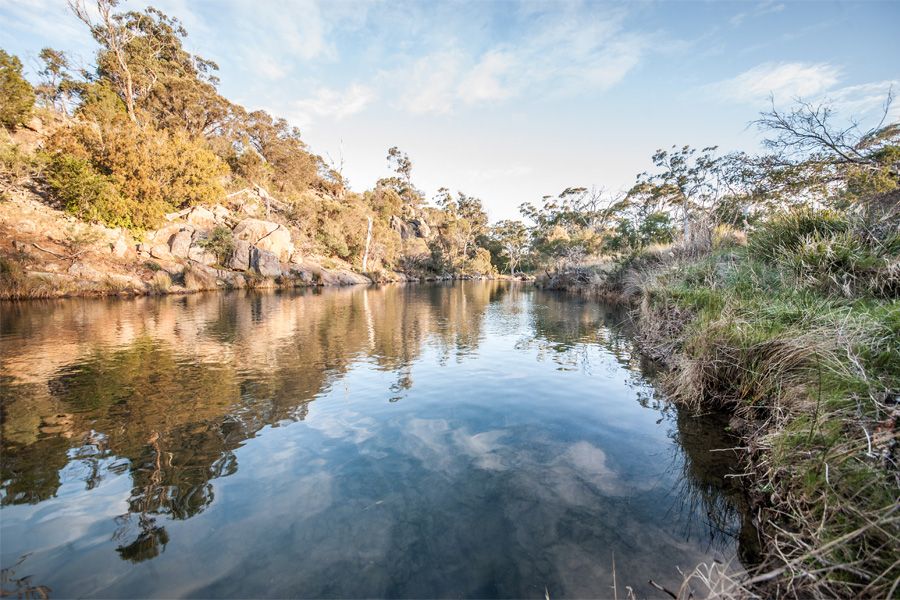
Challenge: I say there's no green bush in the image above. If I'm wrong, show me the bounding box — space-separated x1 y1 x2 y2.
787 230 898 298
197 225 234 264
45 153 137 228
0 50 34 129
749 207 848 262
0 141 37 195
44 118 227 229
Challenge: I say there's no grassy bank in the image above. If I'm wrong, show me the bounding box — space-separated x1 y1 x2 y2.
544 204 899 597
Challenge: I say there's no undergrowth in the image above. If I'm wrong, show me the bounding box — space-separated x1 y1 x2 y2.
559 206 900 597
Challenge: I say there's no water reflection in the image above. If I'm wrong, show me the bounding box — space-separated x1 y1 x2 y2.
1 282 749 598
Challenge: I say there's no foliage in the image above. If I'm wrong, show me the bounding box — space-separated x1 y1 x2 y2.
45 117 225 229
642 248 900 597
747 207 849 262
69 0 219 125
0 140 39 196
604 211 675 253
488 219 530 275
197 225 234 265
36 48 80 114
0 50 35 129
754 95 900 205
45 152 131 227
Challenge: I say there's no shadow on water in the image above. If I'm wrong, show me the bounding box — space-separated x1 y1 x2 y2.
1 282 756 598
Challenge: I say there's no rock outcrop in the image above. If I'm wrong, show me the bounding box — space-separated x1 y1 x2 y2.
229 239 252 271
233 218 294 262
0 191 383 300
250 246 282 278
168 229 193 258
390 214 432 240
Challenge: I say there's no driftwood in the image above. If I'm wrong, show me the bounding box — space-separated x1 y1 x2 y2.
33 242 87 261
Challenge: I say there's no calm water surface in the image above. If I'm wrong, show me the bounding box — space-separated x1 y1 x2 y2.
1 282 748 598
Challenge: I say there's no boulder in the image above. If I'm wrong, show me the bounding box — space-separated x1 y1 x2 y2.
391 215 416 240
220 271 246 288
164 208 191 221
410 217 431 239
185 206 217 228
67 262 103 280
250 246 282 277
233 218 294 261
150 223 192 244
211 204 231 224
183 263 219 290
228 239 251 271
168 229 193 258
110 234 130 258
188 244 217 266
150 244 172 260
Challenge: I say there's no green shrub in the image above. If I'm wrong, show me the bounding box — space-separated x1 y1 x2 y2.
462 247 495 275
45 153 135 228
0 141 37 195
151 270 172 293
0 50 34 129
712 224 747 250
0 255 25 290
749 207 849 262
45 119 226 230
786 231 878 295
197 225 234 264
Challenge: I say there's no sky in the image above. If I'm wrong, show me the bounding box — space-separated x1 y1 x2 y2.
2 0 899 221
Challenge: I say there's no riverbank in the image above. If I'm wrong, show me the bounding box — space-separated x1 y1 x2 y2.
0 190 524 301
541 210 899 597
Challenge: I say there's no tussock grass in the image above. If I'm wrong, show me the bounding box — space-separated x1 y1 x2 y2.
150 270 172 293
645 259 898 596
0 256 68 299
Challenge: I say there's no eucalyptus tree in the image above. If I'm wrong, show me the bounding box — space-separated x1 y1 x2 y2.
68 0 219 125
753 93 899 206
35 48 80 115
490 220 530 275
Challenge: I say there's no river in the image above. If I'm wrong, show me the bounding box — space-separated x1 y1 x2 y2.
0 282 750 598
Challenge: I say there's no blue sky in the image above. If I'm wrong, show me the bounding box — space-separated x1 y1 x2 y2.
2 0 898 220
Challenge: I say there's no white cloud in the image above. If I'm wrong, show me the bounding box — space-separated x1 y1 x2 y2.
0 0 98 72
825 80 900 121
706 61 842 103
386 7 649 115
254 53 289 80
290 84 375 127
458 51 516 104
730 1 785 26
395 50 466 115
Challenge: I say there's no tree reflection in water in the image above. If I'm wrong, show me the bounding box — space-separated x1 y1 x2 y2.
1 282 753 583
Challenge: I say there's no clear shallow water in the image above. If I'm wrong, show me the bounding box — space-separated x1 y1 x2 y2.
1 282 748 598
